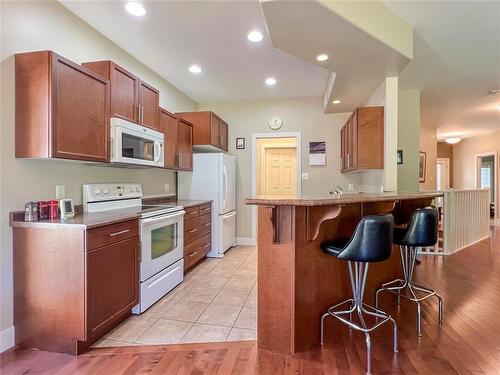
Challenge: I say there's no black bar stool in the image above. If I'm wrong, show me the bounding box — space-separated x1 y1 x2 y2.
375 207 443 336
320 214 397 375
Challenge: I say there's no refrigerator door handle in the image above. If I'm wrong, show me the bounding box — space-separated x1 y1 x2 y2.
223 164 228 211
222 210 236 219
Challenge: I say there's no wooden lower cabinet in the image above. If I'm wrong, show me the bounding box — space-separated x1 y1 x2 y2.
12 219 139 355
184 203 212 273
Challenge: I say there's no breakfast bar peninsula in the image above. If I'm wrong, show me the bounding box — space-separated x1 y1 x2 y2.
245 191 442 355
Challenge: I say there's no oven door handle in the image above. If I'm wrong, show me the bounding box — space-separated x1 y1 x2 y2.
141 210 185 225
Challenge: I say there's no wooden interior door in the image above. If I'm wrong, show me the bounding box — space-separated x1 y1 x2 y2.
52 56 109 162
160 109 178 169
264 148 297 196
178 120 193 170
110 64 139 123
139 81 159 130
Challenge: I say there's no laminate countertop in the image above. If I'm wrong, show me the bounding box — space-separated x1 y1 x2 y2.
10 199 212 229
245 191 443 206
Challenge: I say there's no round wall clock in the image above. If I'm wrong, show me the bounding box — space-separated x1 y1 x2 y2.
268 116 283 130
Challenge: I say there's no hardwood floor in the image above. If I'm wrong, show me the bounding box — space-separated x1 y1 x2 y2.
1 226 499 374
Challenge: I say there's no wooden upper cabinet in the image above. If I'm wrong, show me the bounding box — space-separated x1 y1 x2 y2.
340 106 384 173
177 111 229 152
83 60 160 131
160 108 179 169
177 119 193 171
15 51 110 162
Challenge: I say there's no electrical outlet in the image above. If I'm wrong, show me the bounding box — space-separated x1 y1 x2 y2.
56 185 66 199
301 173 309 181
163 184 170 192
348 184 354 192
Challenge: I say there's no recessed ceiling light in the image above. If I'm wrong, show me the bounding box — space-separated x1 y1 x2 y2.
247 30 263 42
332 100 341 104
125 2 146 16
316 54 329 62
496 104 500 111
445 137 462 144
188 65 202 74
265 77 276 86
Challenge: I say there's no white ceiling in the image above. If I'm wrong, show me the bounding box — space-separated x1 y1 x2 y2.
60 0 329 104
384 0 500 139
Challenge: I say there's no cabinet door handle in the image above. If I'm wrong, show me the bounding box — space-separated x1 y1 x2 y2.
189 228 198 233
136 106 140 122
203 243 210 248
110 229 130 237
203 222 210 227
347 153 350 168
189 251 199 258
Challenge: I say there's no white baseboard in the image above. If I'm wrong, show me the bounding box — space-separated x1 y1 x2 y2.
236 237 257 246
0 326 15 353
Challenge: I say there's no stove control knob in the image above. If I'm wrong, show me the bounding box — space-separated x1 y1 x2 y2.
131 187 136 193
94 188 101 195
103 189 109 194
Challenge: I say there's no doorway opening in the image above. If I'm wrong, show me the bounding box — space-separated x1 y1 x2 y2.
475 152 497 220
251 132 302 243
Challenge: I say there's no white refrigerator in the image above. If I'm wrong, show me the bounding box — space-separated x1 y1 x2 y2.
178 153 236 257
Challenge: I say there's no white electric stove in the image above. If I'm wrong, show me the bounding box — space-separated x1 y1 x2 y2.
83 183 185 313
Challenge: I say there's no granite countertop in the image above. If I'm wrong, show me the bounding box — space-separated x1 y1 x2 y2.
245 191 443 206
10 198 213 229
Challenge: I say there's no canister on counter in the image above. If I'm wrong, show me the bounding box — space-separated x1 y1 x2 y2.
24 201 38 222
37 201 50 220
49 200 59 220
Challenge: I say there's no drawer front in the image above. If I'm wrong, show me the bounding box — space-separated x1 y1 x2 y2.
185 222 211 245
184 213 211 233
184 233 211 270
87 220 139 251
184 206 199 220
199 204 211 216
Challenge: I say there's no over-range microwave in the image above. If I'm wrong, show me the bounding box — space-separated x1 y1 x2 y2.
110 118 164 167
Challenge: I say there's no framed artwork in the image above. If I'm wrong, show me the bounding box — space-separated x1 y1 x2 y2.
236 137 245 150
397 150 403 164
419 151 427 182
309 141 326 166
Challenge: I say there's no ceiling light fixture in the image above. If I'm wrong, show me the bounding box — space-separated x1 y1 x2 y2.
316 54 329 62
265 77 276 86
125 2 146 16
332 100 341 104
247 30 263 42
188 65 202 74
445 137 462 144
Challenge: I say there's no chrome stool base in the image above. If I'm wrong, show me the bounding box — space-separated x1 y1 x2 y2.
375 245 443 337
321 261 398 375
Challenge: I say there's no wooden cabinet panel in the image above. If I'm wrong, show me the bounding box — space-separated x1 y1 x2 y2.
199 204 211 216
52 57 109 162
87 237 139 340
184 205 200 219
183 203 212 273
83 61 138 123
340 106 384 173
160 109 179 169
87 220 139 251
139 81 159 130
184 233 211 270
185 213 211 233
15 51 110 162
177 119 193 171
177 111 229 152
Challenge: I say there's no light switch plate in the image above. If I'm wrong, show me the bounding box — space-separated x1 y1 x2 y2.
163 184 170 192
56 185 66 199
348 184 354 192
301 173 309 181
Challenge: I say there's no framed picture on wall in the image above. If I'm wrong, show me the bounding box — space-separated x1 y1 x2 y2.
419 151 427 182
236 138 245 150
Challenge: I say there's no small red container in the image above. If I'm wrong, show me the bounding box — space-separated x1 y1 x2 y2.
49 200 59 220
37 201 50 220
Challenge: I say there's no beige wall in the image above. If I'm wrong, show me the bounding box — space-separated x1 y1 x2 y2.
397 90 420 191
0 0 196 342
437 142 454 187
198 97 355 240
453 130 500 220
419 125 437 190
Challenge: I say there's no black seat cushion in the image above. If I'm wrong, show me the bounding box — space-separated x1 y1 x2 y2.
320 214 394 263
394 207 438 247
321 238 350 257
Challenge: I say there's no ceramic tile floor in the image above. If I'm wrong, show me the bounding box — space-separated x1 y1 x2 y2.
93 245 257 347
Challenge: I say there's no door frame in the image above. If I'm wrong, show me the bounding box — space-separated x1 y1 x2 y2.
251 132 302 244
436 158 450 190
474 151 498 221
